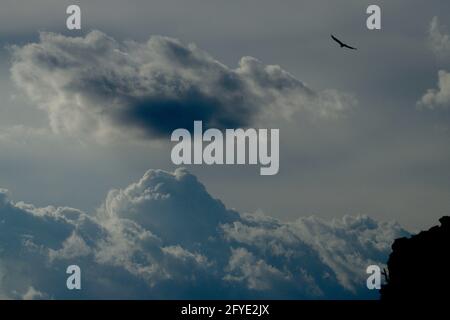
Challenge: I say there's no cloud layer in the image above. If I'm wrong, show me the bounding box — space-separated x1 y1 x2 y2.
10 31 355 141
0 169 407 299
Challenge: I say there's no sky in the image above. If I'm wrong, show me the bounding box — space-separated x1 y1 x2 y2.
0 0 450 299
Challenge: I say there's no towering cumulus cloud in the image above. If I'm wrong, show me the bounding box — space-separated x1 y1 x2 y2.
0 169 407 299
10 31 355 141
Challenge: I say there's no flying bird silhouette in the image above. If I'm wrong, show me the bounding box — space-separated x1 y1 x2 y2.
331 35 357 50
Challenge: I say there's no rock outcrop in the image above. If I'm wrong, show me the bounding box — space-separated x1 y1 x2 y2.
380 216 450 300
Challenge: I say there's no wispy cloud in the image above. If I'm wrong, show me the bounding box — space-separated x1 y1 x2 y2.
429 17 450 59
418 17 450 108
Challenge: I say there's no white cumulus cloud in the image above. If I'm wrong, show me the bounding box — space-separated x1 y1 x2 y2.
418 70 450 108
419 17 450 109
0 169 407 299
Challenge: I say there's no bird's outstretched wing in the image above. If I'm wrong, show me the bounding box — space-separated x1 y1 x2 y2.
331 35 344 46
343 44 357 50
331 34 357 50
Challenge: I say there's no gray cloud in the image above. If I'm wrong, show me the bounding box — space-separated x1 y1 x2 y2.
0 169 407 299
429 17 450 59
418 17 450 109
10 31 355 141
418 70 450 108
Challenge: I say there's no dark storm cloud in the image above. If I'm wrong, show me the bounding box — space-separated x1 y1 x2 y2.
10 31 355 141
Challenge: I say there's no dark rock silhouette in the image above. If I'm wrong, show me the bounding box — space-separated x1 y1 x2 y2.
380 216 450 300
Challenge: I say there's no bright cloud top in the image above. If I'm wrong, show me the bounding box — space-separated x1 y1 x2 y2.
0 169 407 299
10 31 356 141
419 70 450 108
